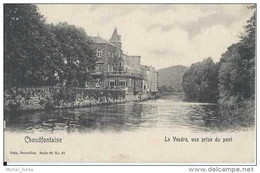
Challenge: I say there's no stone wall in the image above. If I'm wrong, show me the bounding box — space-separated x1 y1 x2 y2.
4 87 156 112
4 87 126 112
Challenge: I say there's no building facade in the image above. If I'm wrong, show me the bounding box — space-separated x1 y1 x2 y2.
90 28 158 97
141 65 159 95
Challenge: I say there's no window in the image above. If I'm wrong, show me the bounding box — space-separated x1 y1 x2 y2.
96 79 101 87
118 79 126 86
108 64 113 72
119 61 124 67
109 51 111 57
97 49 102 57
128 78 132 87
109 78 115 87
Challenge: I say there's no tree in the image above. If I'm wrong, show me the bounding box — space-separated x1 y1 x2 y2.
237 5 256 98
218 6 256 105
158 85 168 93
182 58 219 103
4 4 60 87
50 23 96 87
167 86 174 92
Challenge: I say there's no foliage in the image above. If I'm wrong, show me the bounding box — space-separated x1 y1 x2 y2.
4 4 96 88
182 58 219 103
4 87 126 111
182 6 255 105
217 98 255 128
157 65 188 92
158 85 176 93
50 23 96 87
4 4 60 87
218 5 255 105
182 6 255 127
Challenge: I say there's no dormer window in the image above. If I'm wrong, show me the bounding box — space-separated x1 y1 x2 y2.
97 49 102 57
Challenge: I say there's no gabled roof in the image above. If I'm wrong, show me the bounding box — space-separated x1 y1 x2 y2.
109 27 121 42
91 36 116 47
91 36 109 44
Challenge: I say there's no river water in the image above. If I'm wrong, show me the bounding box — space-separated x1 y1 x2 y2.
4 94 233 133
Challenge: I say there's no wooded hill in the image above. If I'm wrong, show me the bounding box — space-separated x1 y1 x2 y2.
157 65 188 93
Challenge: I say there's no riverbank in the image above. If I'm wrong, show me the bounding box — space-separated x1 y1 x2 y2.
4 87 156 112
182 94 255 128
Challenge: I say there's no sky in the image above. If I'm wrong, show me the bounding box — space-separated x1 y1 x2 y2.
37 4 253 70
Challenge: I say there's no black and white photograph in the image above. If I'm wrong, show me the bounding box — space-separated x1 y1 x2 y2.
3 2 256 165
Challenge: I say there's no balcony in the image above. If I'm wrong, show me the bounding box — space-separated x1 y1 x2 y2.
91 70 143 79
105 71 143 79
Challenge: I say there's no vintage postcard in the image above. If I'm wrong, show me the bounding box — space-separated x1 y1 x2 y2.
3 3 256 165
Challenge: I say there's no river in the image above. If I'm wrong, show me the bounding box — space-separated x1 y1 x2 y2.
5 94 235 133
4 94 256 163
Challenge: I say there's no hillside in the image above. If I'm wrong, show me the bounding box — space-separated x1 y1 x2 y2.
157 65 188 92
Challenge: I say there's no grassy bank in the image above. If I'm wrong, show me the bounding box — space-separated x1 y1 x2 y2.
218 98 255 129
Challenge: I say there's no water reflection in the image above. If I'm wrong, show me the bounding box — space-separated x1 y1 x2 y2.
5 94 226 133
